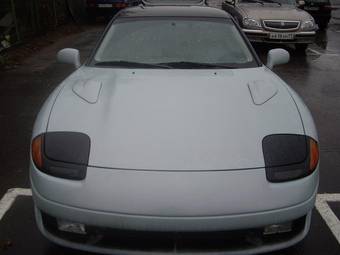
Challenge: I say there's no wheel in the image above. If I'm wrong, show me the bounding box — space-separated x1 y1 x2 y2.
295 44 308 53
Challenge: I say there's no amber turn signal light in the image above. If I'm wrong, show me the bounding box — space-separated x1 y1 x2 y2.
309 138 319 172
32 135 43 169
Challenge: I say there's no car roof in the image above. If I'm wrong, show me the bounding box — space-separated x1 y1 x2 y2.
117 5 232 19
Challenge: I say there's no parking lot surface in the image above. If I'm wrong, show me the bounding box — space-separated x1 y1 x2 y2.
1 2 340 255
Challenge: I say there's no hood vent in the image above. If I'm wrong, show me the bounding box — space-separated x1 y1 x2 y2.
248 80 278 105
72 79 102 104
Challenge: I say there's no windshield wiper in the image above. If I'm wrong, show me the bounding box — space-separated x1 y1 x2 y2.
94 61 172 69
157 61 238 69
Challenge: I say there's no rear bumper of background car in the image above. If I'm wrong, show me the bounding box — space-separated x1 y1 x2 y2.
243 29 316 44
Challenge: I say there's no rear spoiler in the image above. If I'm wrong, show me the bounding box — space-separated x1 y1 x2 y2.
141 0 206 6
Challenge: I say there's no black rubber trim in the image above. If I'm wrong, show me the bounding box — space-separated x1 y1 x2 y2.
39 132 90 180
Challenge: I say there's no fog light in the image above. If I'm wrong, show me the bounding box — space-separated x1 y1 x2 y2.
263 222 292 235
57 219 87 235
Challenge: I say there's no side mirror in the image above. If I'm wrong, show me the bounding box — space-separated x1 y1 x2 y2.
266 48 290 69
224 0 235 5
57 48 81 68
297 0 305 6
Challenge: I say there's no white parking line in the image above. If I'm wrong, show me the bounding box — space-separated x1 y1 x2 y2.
315 193 340 244
0 188 31 221
1 188 340 245
307 48 323 55
307 48 340 57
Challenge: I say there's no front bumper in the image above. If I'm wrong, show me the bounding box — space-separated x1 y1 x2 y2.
32 181 317 232
30 164 319 219
243 29 316 44
33 197 313 254
31 164 318 253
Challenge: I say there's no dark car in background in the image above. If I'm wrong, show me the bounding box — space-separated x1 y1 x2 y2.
86 0 140 19
299 0 333 30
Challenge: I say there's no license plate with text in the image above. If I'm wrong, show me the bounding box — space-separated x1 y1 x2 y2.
269 33 295 40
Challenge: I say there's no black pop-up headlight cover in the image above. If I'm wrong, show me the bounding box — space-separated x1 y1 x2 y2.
262 134 318 182
32 132 90 180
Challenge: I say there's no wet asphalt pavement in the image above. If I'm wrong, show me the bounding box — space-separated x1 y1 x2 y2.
1 3 340 255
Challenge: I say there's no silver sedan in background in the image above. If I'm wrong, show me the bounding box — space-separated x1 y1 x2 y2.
222 0 317 51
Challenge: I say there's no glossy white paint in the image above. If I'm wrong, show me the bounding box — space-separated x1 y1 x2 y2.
266 48 290 69
31 163 318 216
72 79 102 104
248 79 278 105
57 48 81 69
45 66 304 171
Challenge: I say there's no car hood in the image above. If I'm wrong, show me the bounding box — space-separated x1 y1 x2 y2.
47 66 304 171
238 3 311 21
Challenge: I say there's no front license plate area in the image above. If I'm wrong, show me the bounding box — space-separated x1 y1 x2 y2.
269 33 295 40
98 4 112 8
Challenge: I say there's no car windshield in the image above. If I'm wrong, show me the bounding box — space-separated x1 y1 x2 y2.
93 18 257 69
239 0 296 5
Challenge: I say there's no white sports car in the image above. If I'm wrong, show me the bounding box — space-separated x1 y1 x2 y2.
30 4 319 255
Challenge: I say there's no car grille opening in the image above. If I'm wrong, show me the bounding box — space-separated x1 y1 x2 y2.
41 212 307 253
263 20 300 31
